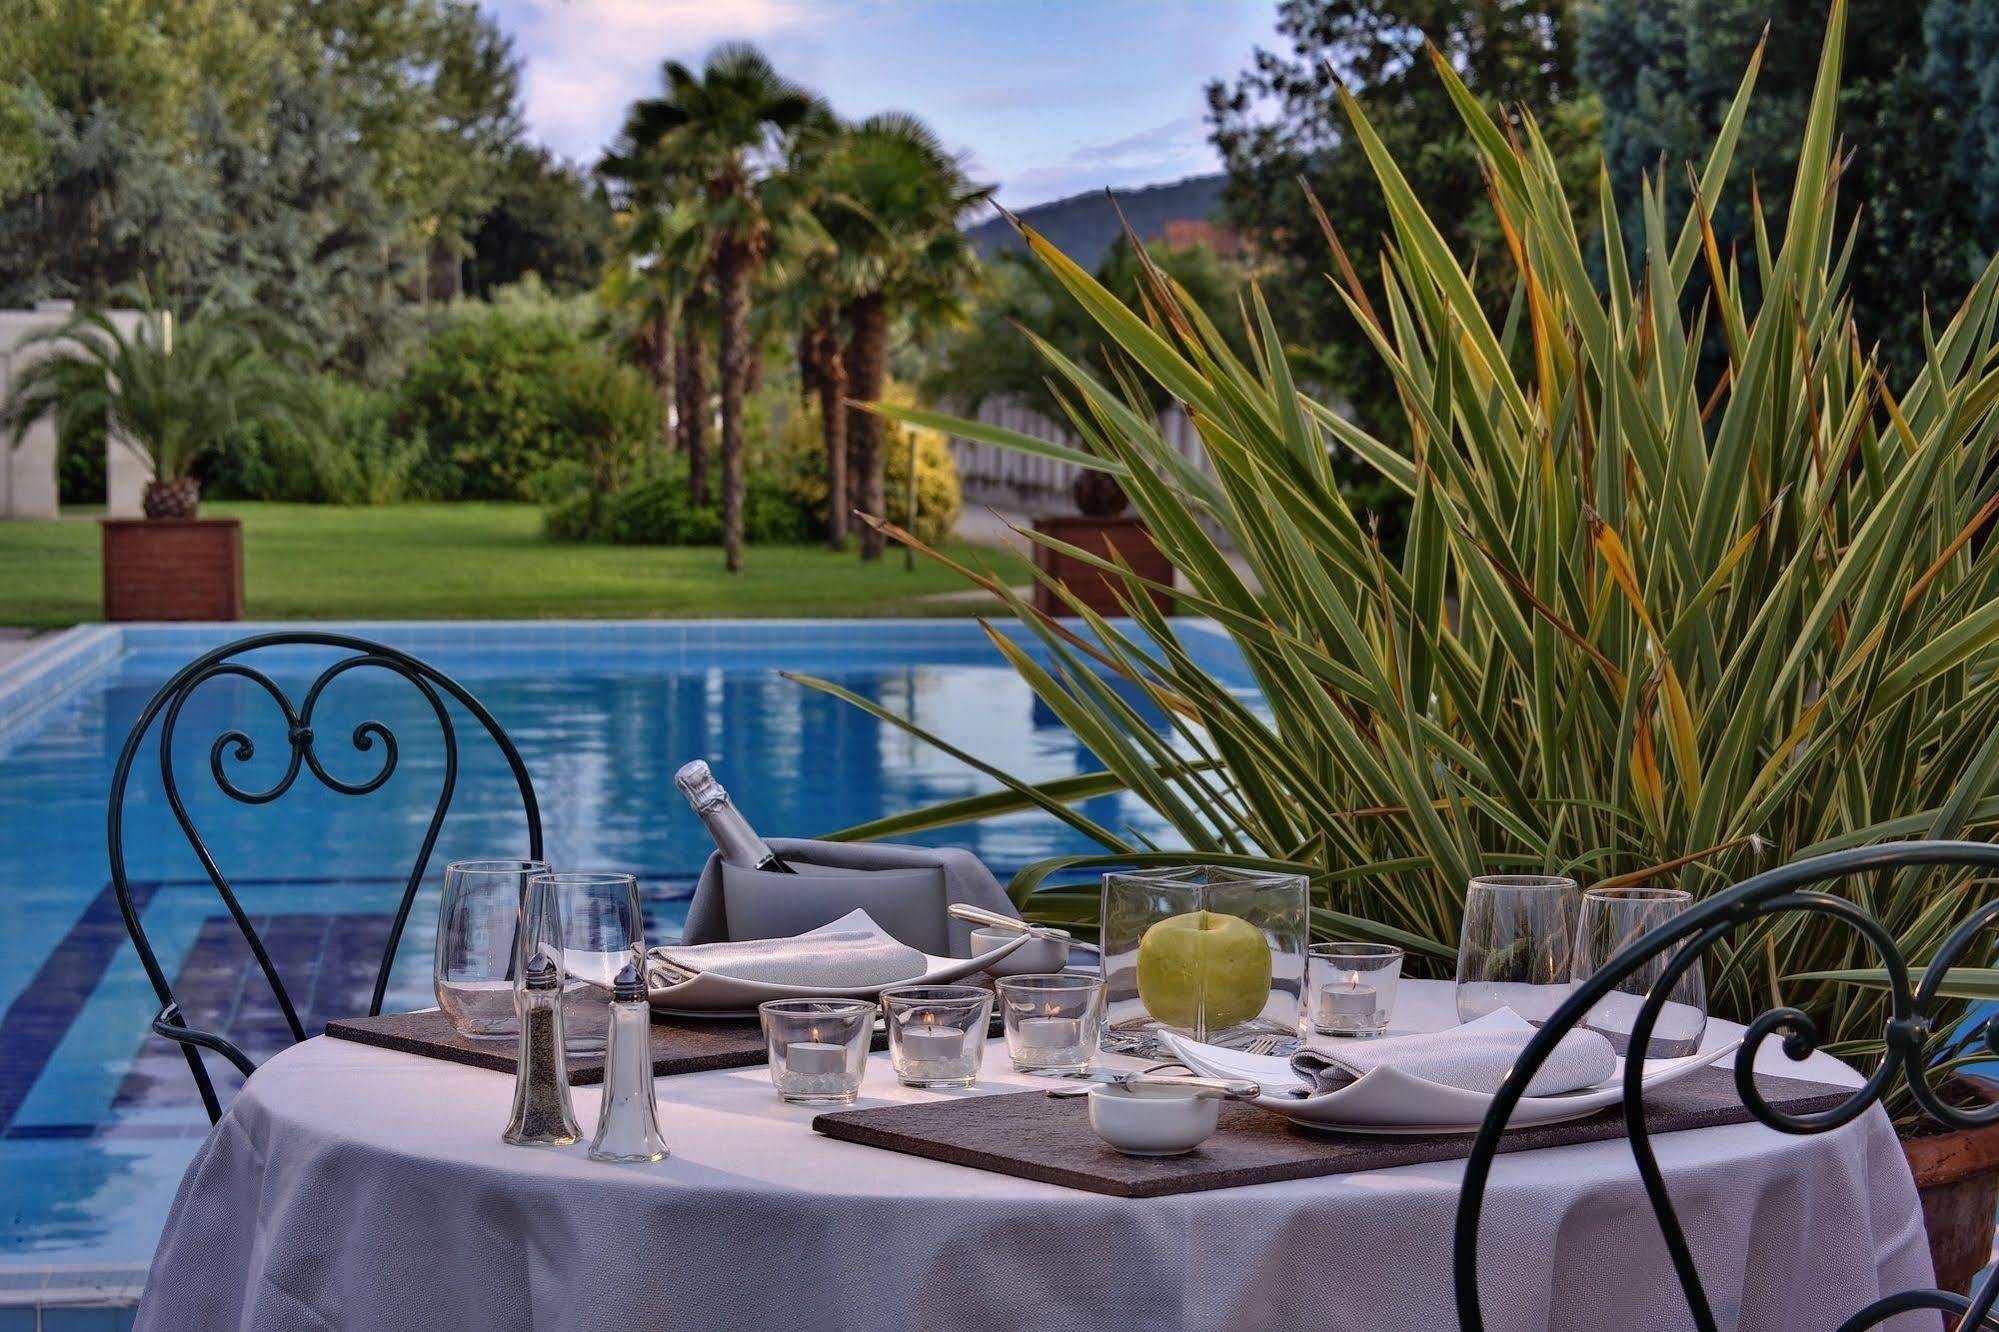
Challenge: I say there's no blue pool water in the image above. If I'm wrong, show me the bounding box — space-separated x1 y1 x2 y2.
0 620 1238 1287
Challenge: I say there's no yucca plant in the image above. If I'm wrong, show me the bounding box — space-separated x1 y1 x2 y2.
792 0 1999 1131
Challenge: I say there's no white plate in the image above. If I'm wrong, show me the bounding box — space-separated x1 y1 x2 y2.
647 931 1029 1017
1163 1022 1744 1134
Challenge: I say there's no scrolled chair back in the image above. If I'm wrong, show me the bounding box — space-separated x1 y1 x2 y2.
107 631 543 1122
1453 839 1999 1332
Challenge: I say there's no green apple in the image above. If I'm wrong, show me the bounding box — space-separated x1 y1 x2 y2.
1135 910 1272 1031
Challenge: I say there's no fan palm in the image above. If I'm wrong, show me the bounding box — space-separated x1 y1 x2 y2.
602 200 711 476
606 44 819 573
1 302 312 518
816 113 990 559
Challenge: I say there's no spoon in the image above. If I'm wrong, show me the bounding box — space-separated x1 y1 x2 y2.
955 896 1111 948
1045 1072 1261 1101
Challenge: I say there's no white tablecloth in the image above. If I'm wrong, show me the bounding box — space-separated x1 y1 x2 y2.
135 982 1937 1331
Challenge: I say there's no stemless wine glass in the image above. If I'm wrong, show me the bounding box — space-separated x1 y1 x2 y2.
1455 874 1579 1024
529 871 644 1057
1571 885 1708 1058
434 858 549 1039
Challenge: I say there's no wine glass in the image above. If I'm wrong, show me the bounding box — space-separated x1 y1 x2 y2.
434 858 549 1039
1571 885 1707 1058
529 871 644 1056
1454 874 1579 1024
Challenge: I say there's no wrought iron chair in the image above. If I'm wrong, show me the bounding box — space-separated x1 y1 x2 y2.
1454 839 1999 1331
106 632 543 1123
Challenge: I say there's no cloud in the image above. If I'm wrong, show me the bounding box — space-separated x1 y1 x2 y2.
493 0 820 163
998 114 1219 208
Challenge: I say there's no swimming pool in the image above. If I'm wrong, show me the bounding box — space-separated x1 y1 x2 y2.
0 618 1246 1306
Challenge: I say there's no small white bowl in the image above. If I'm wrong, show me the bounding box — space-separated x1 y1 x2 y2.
970 925 1071 977
1086 1082 1222 1156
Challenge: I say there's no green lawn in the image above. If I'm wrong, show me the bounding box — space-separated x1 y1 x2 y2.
0 503 1031 627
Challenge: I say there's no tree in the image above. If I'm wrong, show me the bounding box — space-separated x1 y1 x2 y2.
468 144 612 298
1206 0 1595 440
814 113 989 560
1581 0 1984 379
607 45 819 573
188 73 412 379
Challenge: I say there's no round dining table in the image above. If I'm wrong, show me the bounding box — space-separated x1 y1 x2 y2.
134 981 1935 1331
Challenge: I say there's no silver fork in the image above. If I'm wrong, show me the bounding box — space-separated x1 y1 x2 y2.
1241 1035 1284 1056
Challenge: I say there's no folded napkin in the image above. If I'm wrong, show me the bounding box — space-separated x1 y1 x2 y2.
650 909 925 988
680 838 1020 954
1289 1009 1616 1098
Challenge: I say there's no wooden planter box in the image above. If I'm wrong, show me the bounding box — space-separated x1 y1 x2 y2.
101 518 244 621
1032 515 1174 618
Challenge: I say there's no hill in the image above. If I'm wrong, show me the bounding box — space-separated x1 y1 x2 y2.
966 174 1227 267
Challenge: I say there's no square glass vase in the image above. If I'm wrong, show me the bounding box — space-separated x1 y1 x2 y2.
1099 865 1308 1056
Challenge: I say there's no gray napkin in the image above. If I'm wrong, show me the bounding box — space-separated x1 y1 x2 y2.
1290 1009 1617 1097
650 909 925 987
680 838 1021 954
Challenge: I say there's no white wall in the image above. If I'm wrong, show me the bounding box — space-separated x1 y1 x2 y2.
0 303 151 520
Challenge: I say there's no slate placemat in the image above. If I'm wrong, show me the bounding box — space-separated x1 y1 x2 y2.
810 1066 1852 1198
325 1009 783 1085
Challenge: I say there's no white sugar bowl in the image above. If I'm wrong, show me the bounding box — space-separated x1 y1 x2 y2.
970 925 1071 977
1087 1082 1222 1156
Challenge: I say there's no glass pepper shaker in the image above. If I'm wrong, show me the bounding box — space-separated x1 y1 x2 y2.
503 953 580 1147
588 961 669 1163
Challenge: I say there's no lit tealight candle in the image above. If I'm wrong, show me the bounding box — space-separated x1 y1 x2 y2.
787 1041 847 1074
900 1020 966 1061
1016 1016 1082 1049
1319 984 1378 1028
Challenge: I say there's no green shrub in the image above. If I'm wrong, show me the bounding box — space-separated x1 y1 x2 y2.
545 455 813 546
394 301 658 501
203 378 423 505
775 382 959 544
607 466 713 544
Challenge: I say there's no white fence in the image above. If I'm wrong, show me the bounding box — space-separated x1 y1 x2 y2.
946 395 1213 514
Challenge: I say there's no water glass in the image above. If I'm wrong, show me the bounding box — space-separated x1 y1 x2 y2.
1308 943 1403 1038
434 858 549 1039
760 999 874 1104
1455 874 1579 1024
997 974 1104 1075
530 871 644 1056
882 985 991 1088
1572 885 1708 1058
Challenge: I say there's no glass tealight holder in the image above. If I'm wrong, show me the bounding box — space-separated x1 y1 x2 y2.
996 974 1104 1076
759 999 873 1104
1308 943 1403 1039
881 985 991 1088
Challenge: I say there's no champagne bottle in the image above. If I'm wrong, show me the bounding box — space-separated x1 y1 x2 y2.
673 760 797 874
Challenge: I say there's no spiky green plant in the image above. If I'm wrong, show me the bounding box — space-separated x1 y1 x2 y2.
792 0 1999 1130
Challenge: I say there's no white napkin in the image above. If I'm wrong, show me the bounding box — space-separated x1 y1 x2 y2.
1289 1009 1616 1098
648 908 925 987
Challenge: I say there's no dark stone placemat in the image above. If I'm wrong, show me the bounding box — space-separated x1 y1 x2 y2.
325 1009 780 1085
811 1066 1852 1198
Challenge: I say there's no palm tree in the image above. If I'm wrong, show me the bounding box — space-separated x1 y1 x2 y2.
1 302 312 518
817 114 990 559
608 44 818 573
602 200 710 478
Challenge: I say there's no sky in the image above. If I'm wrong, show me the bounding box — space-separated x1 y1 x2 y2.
480 0 1281 209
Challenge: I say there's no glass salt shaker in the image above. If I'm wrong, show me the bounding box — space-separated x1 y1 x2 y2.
503 953 580 1147
588 961 669 1164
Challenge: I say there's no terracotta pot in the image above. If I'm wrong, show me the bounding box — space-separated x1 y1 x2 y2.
1031 514 1174 618
1902 1075 1999 1296
100 517 244 621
